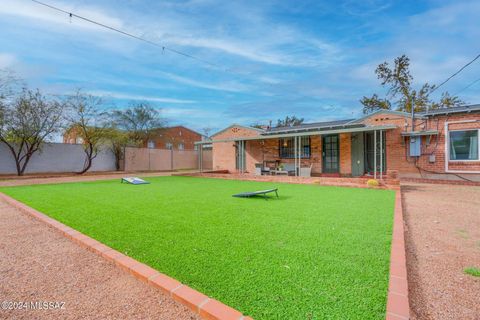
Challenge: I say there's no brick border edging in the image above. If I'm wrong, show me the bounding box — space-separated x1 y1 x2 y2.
386 191 410 320
400 177 480 186
0 192 252 320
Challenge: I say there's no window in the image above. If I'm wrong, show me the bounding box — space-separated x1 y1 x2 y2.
449 130 479 160
279 137 310 158
194 145 198 151
166 142 173 150
147 140 155 149
178 143 184 150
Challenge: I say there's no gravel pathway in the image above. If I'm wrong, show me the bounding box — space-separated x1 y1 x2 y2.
402 182 480 320
0 198 198 320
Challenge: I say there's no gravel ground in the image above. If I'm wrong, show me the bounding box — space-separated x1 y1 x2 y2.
0 199 198 320
0 171 190 187
402 182 480 320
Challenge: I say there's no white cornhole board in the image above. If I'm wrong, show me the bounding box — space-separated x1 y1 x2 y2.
121 177 150 185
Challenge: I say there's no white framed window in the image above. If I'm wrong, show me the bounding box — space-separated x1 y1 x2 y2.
449 129 479 161
178 143 184 150
166 142 173 150
147 140 155 149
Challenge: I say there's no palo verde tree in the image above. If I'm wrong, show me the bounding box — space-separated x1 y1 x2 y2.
65 90 108 174
108 102 165 170
0 88 64 176
360 55 464 114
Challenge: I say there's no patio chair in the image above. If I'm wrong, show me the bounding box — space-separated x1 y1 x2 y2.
282 163 296 176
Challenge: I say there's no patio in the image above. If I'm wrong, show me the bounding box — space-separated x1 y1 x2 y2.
198 124 394 180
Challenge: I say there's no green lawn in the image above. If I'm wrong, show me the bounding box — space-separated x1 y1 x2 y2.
1 176 395 319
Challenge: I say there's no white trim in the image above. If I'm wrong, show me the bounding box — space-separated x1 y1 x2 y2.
445 121 480 173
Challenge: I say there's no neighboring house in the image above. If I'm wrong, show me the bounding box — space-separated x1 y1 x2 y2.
64 125 204 151
145 126 204 150
196 104 480 181
63 125 84 144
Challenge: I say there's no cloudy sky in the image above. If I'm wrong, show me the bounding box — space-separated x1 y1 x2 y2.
1 0 479 133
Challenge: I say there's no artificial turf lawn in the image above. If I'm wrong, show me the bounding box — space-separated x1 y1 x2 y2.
1 176 395 319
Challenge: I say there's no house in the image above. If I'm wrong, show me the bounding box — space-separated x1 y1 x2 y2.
196 104 480 181
144 126 204 150
64 125 204 151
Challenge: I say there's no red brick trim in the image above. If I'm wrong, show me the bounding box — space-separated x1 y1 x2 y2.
0 192 250 320
386 191 410 319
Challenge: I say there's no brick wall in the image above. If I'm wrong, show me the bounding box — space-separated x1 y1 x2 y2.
146 126 202 150
361 112 480 175
339 133 352 175
211 126 262 172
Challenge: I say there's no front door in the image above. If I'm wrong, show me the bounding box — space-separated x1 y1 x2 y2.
351 132 365 176
322 134 339 173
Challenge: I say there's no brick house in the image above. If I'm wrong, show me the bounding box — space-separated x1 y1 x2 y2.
144 126 204 150
196 105 480 181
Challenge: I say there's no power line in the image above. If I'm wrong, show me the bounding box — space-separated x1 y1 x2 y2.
431 53 480 94
31 0 226 71
454 76 480 95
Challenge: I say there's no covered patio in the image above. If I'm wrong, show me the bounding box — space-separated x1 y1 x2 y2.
197 123 396 180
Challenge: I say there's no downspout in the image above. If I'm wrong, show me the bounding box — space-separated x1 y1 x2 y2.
445 120 480 174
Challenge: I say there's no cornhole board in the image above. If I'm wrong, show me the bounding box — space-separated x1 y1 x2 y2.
121 177 150 185
232 188 278 199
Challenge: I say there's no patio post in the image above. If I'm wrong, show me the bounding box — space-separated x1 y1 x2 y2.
374 130 377 180
198 144 203 172
294 136 298 176
380 130 383 180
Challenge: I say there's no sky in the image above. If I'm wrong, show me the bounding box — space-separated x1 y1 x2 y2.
1 0 480 135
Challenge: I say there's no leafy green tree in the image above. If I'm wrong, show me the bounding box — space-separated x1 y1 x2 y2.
0 89 64 176
276 115 304 127
360 55 464 114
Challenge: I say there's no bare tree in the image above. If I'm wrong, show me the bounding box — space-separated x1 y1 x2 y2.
201 127 213 138
0 89 64 176
65 91 108 174
111 102 165 144
107 102 165 169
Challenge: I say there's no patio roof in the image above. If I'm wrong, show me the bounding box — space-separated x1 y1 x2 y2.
195 124 397 144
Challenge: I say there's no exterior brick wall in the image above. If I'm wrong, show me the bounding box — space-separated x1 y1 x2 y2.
362 112 480 175
339 133 352 175
211 125 262 172
145 126 202 150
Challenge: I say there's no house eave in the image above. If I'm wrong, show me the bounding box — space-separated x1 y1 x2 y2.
195 124 397 145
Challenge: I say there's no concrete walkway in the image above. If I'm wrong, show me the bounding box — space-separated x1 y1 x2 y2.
0 198 197 320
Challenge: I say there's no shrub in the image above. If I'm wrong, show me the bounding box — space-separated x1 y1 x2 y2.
367 179 379 188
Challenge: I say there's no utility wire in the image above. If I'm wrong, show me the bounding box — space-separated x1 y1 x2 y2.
31 0 226 71
453 76 480 95
431 53 480 94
